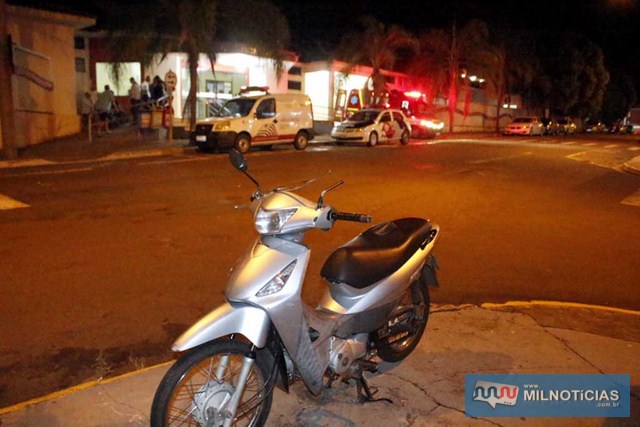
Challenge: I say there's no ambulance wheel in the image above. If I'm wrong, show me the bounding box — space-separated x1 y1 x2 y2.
294 131 309 150
235 134 251 154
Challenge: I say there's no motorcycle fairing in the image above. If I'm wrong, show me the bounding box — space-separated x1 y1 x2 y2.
171 301 271 351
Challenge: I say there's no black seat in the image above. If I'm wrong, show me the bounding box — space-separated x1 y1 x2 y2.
321 217 432 289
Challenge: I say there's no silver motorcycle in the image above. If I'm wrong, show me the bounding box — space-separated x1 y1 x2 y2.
151 149 440 426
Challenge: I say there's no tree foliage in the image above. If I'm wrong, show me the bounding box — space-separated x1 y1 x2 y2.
410 19 493 131
96 0 290 129
536 31 609 118
336 16 417 93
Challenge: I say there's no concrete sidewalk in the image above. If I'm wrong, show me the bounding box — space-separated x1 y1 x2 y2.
1 303 638 426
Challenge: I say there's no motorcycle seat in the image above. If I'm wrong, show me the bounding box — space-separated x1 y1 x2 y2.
321 217 432 289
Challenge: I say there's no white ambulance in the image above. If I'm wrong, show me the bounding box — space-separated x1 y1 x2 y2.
192 89 315 153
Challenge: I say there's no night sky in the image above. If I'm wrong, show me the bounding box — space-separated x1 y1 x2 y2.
273 0 639 77
8 0 640 90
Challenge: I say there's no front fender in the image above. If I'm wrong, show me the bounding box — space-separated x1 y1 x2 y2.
172 302 270 352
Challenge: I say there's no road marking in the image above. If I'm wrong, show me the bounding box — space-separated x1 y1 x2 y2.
621 189 640 207
468 152 533 164
604 144 618 148
629 147 640 151
0 194 29 210
560 141 576 145
582 142 598 147
7 167 94 177
140 157 212 165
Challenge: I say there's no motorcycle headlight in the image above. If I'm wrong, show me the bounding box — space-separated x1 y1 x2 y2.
254 207 297 234
256 261 297 297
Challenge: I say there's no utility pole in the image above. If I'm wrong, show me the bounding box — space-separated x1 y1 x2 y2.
0 0 18 159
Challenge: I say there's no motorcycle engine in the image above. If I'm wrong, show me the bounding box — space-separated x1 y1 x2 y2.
328 333 369 375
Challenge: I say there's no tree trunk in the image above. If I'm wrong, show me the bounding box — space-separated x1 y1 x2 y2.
448 69 457 133
0 1 17 159
185 51 199 131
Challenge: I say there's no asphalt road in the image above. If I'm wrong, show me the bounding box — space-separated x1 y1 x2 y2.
1 134 639 407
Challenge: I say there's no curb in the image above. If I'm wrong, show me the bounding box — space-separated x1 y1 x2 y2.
0 362 173 416
1 300 637 416
480 300 640 316
622 159 640 177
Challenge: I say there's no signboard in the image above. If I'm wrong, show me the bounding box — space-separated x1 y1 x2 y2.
164 70 177 92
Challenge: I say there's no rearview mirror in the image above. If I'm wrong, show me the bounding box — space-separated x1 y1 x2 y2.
229 149 247 172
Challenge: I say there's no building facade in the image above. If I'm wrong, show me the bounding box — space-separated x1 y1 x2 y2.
2 5 94 149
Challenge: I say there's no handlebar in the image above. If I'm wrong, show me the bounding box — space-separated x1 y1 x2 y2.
331 211 372 223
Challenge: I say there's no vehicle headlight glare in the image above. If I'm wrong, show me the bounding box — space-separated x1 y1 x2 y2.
255 208 297 234
256 261 297 297
214 121 230 131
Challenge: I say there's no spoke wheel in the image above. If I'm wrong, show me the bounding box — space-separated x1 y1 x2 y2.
151 339 273 427
374 283 430 362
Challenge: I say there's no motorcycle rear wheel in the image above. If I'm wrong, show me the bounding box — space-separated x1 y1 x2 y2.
150 339 273 427
374 282 430 362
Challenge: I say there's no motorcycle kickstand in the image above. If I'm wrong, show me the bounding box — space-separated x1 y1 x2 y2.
355 374 393 405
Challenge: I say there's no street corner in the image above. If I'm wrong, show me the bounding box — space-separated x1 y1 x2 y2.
622 155 640 176
480 300 640 343
0 363 171 427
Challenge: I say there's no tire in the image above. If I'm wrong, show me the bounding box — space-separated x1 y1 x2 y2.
235 134 251 154
367 131 378 147
150 339 273 427
293 131 309 150
374 282 430 363
400 129 410 146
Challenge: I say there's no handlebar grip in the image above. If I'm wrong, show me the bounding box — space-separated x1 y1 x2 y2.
331 211 372 223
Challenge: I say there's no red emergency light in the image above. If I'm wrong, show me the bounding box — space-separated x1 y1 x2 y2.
404 91 423 99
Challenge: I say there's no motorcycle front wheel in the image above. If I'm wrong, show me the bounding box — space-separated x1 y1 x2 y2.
374 282 430 363
150 338 273 427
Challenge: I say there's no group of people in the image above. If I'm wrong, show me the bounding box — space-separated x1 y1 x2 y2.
129 75 169 124
80 75 169 135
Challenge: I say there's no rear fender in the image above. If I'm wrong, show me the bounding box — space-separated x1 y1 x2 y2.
172 302 270 352
420 254 440 288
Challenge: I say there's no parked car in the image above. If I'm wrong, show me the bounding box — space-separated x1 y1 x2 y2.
503 117 544 136
541 118 559 136
331 108 411 147
583 119 605 133
556 118 577 135
408 114 445 139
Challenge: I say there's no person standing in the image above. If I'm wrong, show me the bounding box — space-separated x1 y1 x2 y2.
150 75 167 105
141 75 151 102
129 77 141 124
95 84 115 134
80 91 94 132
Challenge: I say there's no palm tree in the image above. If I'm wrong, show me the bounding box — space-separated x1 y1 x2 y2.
100 0 290 130
410 20 492 133
337 16 417 95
